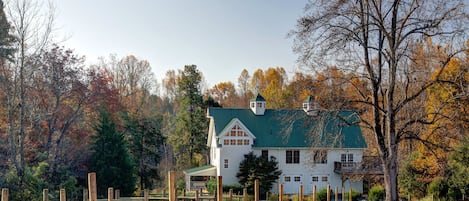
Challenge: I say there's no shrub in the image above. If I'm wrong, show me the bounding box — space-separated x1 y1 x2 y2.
223 183 245 194
368 185 385 201
206 178 217 194
343 190 361 201
317 188 333 201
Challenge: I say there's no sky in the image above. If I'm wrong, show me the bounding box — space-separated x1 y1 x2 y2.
53 1 309 87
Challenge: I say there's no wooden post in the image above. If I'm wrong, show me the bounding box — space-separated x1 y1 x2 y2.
1 188 8 201
243 188 248 201
43 189 49 201
107 187 113 201
195 190 199 201
326 185 330 201
217 176 223 201
88 172 97 201
83 188 88 201
349 188 352 201
60 189 66 201
144 189 149 201
299 185 303 201
168 171 176 201
115 189 120 200
229 189 233 201
279 184 283 201
254 179 259 201
312 185 316 201
342 187 345 201
334 187 338 201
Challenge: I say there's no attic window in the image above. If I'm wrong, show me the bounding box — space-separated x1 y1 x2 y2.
257 102 263 108
251 103 255 108
228 124 247 137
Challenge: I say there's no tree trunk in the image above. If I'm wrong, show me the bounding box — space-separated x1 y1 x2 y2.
382 149 399 201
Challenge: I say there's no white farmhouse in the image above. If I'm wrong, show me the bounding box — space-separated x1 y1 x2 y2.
184 94 369 195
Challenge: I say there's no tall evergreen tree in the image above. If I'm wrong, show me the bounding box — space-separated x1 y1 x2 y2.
168 65 208 169
124 114 165 191
89 110 136 197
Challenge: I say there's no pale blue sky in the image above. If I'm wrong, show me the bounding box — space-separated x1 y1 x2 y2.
54 1 308 87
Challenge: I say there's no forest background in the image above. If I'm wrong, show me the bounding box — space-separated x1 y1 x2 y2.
0 0 467 200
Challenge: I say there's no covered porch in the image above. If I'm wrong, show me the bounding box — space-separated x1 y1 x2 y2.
183 165 217 191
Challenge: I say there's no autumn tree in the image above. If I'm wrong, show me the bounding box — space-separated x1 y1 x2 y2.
236 69 252 107
168 65 208 169
292 1 468 200
31 45 88 185
206 81 237 107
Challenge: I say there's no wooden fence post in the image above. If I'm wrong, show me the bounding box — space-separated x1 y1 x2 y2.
349 188 352 201
43 189 49 201
168 171 176 201
217 176 223 201
88 172 97 201
144 189 149 201
1 188 8 201
229 189 233 201
195 190 199 201
60 189 66 201
342 186 345 201
299 184 303 201
254 179 259 201
108 187 113 201
279 184 283 201
312 185 316 201
326 185 330 201
243 188 248 201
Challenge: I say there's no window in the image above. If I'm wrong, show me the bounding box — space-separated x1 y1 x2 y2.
251 103 255 108
223 139 229 145
224 159 228 168
294 177 301 182
237 139 243 145
262 150 268 158
284 176 291 182
312 176 318 182
243 139 250 145
286 150 300 164
230 139 236 145
313 150 327 164
322 176 328 182
257 102 263 108
341 153 354 167
348 154 354 162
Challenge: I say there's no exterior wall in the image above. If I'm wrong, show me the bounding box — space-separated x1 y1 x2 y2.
251 148 365 195
218 144 252 185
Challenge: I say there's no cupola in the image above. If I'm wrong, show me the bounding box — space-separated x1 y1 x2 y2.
250 93 266 115
303 95 319 116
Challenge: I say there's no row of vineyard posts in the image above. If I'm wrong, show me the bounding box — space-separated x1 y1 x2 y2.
0 171 357 201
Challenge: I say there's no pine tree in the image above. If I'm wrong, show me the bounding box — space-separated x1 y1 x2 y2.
89 110 136 197
168 65 208 169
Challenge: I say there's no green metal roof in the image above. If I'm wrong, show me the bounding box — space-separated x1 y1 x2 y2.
303 95 315 103
208 108 367 149
250 93 266 102
183 165 216 174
